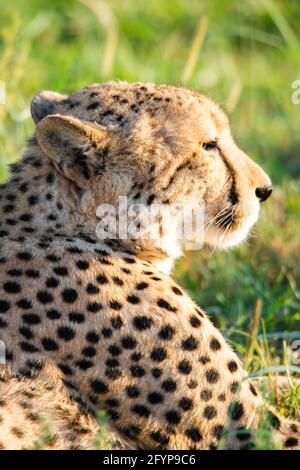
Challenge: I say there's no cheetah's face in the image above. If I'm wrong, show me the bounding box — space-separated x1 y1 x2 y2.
32 82 272 250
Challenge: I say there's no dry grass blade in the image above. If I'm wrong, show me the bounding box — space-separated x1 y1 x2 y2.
182 16 208 83
79 0 118 77
246 298 263 364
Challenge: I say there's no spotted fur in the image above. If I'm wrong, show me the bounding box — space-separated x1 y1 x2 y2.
0 81 298 450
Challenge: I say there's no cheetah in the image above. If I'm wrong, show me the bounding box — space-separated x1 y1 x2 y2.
0 81 299 450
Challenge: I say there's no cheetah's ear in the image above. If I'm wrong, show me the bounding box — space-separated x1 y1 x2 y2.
31 91 68 124
36 114 111 189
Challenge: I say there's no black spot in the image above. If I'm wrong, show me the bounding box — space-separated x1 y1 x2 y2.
126 386 140 398
228 360 238 372
20 342 40 353
130 352 142 362
130 366 146 378
3 204 15 213
249 383 258 396
46 254 61 263
230 382 239 393
206 369 220 384
57 326 75 341
182 336 199 351
189 315 201 328
199 356 210 365
22 314 41 325
0 317 7 328
213 425 224 440
235 427 252 442
106 399 119 408
62 289 78 303
96 274 108 285
136 282 148 290
102 328 112 338
157 299 177 312
86 331 100 343
162 379 177 393
203 405 217 420
165 410 181 425
58 364 74 376
6 269 22 277
87 302 102 313
90 379 109 394
159 325 175 340
109 300 122 311
131 404 150 418
76 359 93 370
229 401 244 421
177 359 192 375
123 257 136 264
53 266 68 276
150 431 169 446
87 102 99 111
36 288 54 304
69 312 85 323
25 269 40 278
200 389 212 401
172 286 183 295
86 284 100 295
46 277 59 288
210 337 222 351
42 338 59 351
108 344 122 357
151 368 162 379
133 316 153 331
290 424 298 433
145 194 155 207
0 300 10 313
121 336 137 349
3 282 21 294
28 195 39 206
82 346 97 358
150 347 167 362
105 367 122 381
185 428 202 442
112 276 124 286
127 295 140 304
284 437 299 448
179 398 193 411
195 307 205 318
19 327 34 339
148 392 164 404
111 316 123 329
267 411 281 430
46 309 61 320
119 425 141 440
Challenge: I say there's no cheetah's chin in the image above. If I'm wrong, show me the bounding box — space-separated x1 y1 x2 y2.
205 207 260 250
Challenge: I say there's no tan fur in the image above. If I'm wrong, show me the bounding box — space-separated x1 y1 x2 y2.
0 81 298 450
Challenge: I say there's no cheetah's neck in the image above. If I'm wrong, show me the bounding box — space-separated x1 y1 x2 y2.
1 142 180 274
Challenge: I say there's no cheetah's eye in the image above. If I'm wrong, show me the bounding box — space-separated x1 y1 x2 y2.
202 141 218 151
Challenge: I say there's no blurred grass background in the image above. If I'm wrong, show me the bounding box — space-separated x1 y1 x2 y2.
0 0 300 429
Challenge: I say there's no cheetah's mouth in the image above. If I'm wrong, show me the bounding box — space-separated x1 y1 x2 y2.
204 201 260 249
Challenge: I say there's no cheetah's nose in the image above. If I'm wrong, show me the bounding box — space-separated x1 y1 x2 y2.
255 185 273 202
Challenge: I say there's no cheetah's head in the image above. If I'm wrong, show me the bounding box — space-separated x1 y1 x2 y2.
31 81 272 258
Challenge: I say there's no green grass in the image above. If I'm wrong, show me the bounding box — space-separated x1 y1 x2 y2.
1 0 300 448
